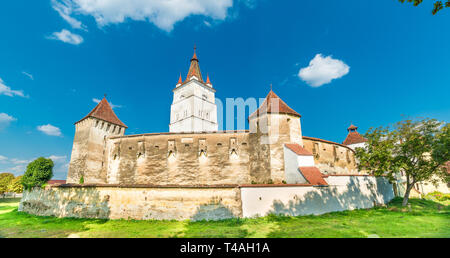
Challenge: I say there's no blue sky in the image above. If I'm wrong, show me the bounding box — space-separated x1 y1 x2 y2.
0 0 449 179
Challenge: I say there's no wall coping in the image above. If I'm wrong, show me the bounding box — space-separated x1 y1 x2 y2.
323 174 383 177
109 130 250 139
302 136 354 151
50 175 386 189
239 184 328 188
52 183 239 189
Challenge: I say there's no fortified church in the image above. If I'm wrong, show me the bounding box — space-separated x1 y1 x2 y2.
66 48 368 186
19 49 394 221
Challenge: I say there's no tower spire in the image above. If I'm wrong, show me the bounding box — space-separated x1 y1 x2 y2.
206 73 211 85
192 44 198 60
186 45 203 82
177 73 182 85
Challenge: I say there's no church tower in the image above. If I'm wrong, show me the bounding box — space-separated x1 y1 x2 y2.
169 47 218 133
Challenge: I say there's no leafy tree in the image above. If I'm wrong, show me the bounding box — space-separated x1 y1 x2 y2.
356 118 450 206
8 175 23 193
22 157 54 190
0 173 15 195
399 0 450 15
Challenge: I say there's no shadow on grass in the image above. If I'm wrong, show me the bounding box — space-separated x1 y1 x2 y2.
264 197 449 238
0 198 22 204
0 206 109 238
1 197 448 238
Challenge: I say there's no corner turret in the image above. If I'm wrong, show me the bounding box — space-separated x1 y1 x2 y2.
248 89 303 183
67 97 127 184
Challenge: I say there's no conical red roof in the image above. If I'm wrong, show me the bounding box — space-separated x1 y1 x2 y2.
347 124 358 131
185 48 203 82
343 124 366 145
249 90 301 119
76 97 127 128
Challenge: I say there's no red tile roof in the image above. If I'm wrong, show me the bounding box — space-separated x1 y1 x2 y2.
248 90 301 119
299 167 328 185
76 97 127 128
285 143 313 156
47 180 66 185
185 49 203 82
343 131 367 145
348 124 358 131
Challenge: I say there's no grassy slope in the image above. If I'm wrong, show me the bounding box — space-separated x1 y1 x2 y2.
0 197 448 238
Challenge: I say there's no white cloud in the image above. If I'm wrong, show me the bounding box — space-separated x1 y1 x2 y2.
37 124 62 136
0 156 31 175
0 113 16 123
93 98 122 109
0 154 69 177
9 164 27 174
0 78 26 97
48 155 66 162
298 54 350 87
21 72 34 80
0 113 17 129
10 158 31 165
48 29 84 45
51 0 236 32
51 0 86 30
47 155 69 179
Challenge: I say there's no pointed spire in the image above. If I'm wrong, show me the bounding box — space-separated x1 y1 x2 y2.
186 45 203 82
177 73 182 84
192 44 198 60
76 96 127 128
206 73 211 85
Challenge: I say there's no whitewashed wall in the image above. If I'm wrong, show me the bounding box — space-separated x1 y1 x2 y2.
240 176 394 218
283 146 315 184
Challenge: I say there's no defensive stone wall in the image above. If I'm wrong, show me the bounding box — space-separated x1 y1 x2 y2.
19 175 394 221
240 175 394 218
103 131 272 185
19 185 242 221
68 129 359 185
303 136 359 175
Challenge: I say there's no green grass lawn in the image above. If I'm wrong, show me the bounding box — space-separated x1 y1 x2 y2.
0 197 448 238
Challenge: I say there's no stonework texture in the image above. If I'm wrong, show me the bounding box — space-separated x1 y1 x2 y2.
19 186 242 221
19 175 394 221
67 126 359 185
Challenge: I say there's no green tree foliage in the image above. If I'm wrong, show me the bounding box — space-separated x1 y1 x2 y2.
8 175 24 193
0 173 15 195
22 157 54 190
399 0 450 15
356 118 450 206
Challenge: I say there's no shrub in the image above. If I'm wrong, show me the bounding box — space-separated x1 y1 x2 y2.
425 191 450 202
22 157 54 190
8 175 23 193
0 173 15 194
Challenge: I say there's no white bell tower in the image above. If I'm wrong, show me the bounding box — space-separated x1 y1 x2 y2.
169 47 218 133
